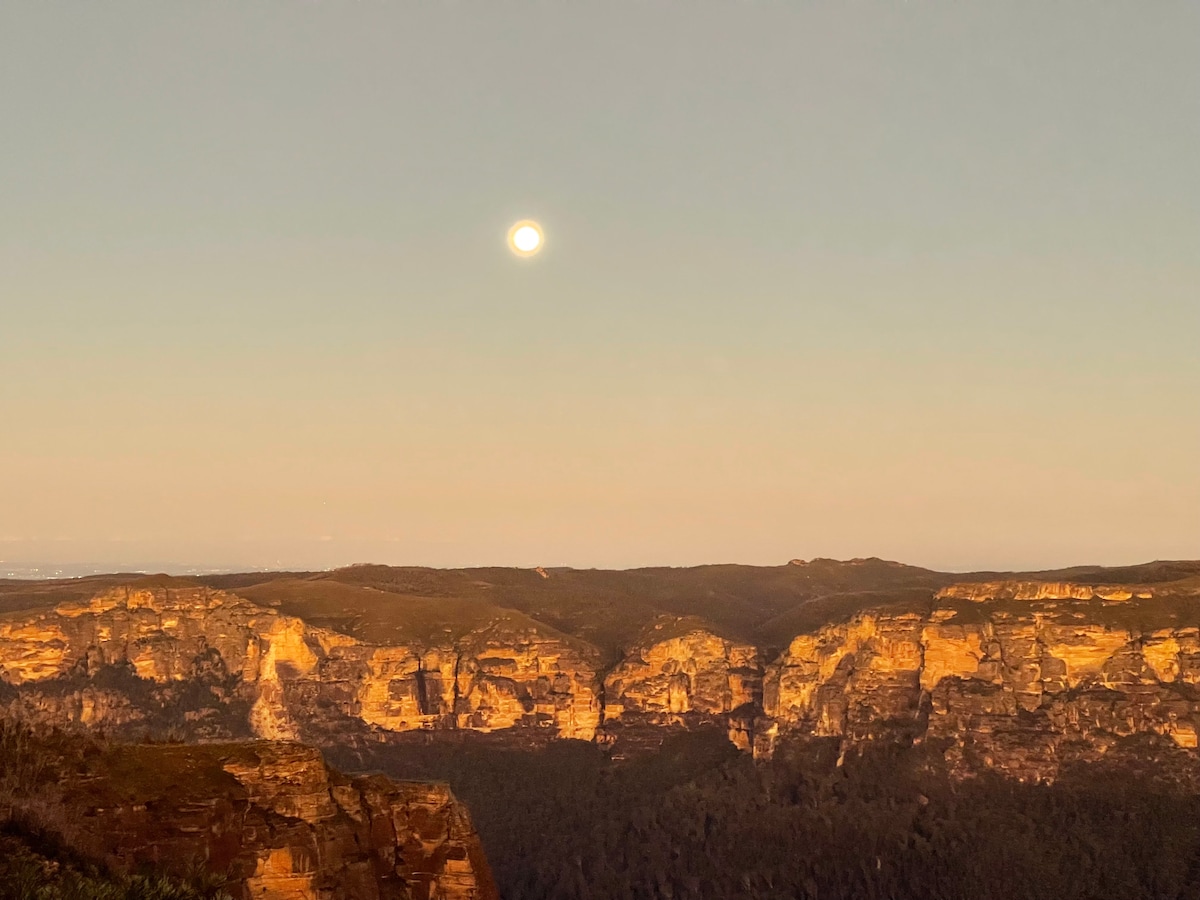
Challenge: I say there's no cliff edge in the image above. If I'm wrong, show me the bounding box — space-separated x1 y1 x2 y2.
0 730 497 900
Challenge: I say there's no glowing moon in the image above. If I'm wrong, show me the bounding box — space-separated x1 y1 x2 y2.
507 220 544 257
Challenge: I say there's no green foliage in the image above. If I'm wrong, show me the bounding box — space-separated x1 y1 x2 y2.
336 732 1200 900
1 727 234 900
8 660 253 744
0 722 74 804
0 834 233 900
208 560 948 663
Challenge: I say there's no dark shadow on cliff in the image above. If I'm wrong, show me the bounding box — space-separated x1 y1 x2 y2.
332 731 1200 900
2 660 253 743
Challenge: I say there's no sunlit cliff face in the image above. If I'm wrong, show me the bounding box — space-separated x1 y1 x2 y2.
0 584 602 742
6 739 497 900
3 571 1200 781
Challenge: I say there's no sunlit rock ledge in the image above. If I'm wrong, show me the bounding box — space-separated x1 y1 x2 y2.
935 581 1155 602
4 737 497 900
4 575 1200 781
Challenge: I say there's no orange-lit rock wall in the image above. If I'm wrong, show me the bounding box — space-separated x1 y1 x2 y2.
5 580 1200 778
57 741 497 900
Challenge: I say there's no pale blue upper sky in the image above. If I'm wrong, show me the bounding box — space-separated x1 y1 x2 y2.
2 2 1198 572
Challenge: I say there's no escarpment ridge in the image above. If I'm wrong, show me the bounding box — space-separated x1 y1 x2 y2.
3 560 1200 780
0 729 497 900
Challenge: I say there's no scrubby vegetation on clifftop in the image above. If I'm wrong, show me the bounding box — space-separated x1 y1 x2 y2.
0 722 496 900
7 560 1200 898
0 827 234 900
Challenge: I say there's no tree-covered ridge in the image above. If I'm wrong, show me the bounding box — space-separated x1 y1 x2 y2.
0 829 234 900
334 732 1200 900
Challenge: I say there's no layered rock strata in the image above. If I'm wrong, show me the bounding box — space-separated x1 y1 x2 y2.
5 578 1200 779
760 583 1200 778
0 586 601 743
763 610 926 743
38 741 496 900
603 621 760 720
599 619 762 751
935 581 1155 603
317 627 601 739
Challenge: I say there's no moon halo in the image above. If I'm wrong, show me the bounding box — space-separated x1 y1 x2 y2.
507 220 544 257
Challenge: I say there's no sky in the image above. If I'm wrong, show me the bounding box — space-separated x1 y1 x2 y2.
1 2 1198 574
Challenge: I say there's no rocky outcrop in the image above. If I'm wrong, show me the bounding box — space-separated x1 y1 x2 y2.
916 601 1200 778
0 585 345 741
603 620 760 720
285 623 602 742
763 611 926 743
758 586 1200 779
935 581 1154 603
18 739 496 900
599 619 761 752
5 575 1200 781
0 585 602 744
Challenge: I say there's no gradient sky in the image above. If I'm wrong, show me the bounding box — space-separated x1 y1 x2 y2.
2 2 1198 573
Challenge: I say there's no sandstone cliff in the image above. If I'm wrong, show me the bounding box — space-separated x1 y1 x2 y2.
3 736 496 900
4 567 1200 780
604 618 760 720
760 582 1200 778
0 583 601 744
935 581 1156 602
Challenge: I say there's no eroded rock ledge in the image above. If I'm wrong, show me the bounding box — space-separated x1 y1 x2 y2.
935 581 1155 602
0 585 601 743
4 578 1200 780
759 582 1200 778
8 738 496 900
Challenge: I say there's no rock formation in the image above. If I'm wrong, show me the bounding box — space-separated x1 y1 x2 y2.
0 584 601 744
763 609 926 743
9 738 496 900
603 618 759 719
935 581 1155 603
759 584 1200 779
4 568 1200 780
